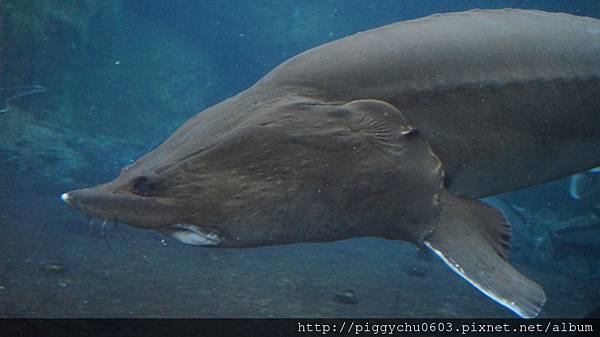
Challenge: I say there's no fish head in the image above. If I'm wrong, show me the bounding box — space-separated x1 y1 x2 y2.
62 96 442 247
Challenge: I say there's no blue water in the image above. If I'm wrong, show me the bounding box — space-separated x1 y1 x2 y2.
1 0 599 317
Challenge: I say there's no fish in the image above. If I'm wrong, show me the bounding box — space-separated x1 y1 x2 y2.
39 262 68 275
552 235 600 262
569 167 600 200
0 84 46 113
61 9 600 318
333 288 359 305
541 227 600 278
551 222 600 263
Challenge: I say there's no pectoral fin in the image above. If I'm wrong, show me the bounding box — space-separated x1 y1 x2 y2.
424 191 546 318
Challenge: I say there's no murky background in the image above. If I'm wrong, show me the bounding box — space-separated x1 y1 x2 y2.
1 0 599 317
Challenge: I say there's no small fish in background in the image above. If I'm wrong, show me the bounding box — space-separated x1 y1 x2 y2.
487 193 600 270
491 167 600 264
552 234 600 262
38 262 67 275
547 222 600 277
483 196 540 261
333 288 359 305
0 84 47 113
569 167 600 201
552 167 600 275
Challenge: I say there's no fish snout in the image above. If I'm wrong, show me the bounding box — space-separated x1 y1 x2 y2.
60 187 113 218
61 192 74 206
60 185 181 229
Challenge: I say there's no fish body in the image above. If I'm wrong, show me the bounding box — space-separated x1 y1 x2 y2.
62 10 600 318
261 9 600 198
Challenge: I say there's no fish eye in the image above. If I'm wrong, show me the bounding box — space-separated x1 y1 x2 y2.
131 176 157 195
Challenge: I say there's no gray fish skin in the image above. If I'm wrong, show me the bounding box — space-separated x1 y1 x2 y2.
61 9 600 318
263 9 600 198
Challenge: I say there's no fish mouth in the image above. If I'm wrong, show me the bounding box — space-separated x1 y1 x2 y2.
161 223 222 246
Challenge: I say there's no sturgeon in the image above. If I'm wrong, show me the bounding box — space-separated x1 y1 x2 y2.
62 9 600 318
